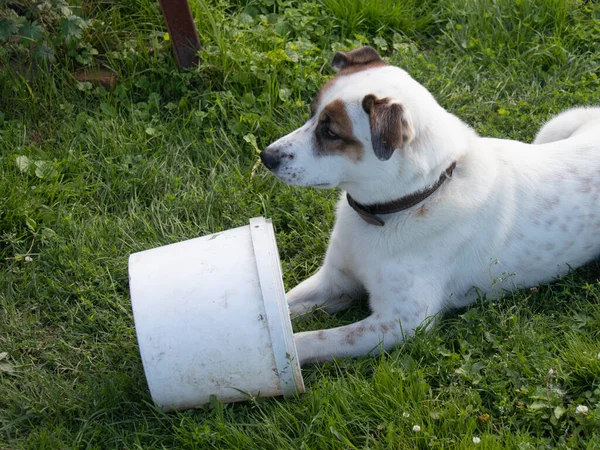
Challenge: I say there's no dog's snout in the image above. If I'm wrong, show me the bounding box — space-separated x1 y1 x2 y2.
260 148 281 171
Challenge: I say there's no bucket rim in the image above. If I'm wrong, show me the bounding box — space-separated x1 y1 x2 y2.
249 217 305 397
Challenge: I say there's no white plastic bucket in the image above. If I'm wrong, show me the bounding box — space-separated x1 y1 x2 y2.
128 217 304 411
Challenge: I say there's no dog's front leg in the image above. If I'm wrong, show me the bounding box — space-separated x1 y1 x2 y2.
286 264 365 318
294 282 443 365
293 312 408 365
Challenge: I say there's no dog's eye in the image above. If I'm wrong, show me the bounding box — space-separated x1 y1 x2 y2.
324 128 340 140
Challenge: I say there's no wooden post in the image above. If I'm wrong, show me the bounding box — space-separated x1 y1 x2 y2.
158 0 201 69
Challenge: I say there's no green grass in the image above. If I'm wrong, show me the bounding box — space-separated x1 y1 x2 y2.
1 0 600 448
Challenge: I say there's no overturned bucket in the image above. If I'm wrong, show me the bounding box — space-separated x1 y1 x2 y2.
128 217 304 411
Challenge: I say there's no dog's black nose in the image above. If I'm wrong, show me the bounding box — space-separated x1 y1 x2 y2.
260 149 281 170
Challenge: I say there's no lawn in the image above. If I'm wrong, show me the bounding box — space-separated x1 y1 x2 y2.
1 0 600 448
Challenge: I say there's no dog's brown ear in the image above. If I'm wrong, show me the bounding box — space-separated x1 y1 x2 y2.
362 94 412 161
331 46 382 73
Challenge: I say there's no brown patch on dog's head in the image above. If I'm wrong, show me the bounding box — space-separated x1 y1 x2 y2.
314 100 364 160
362 94 413 161
331 46 387 74
310 47 387 117
313 99 364 162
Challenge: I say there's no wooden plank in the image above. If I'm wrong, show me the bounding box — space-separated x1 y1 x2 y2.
158 0 201 69
74 67 117 89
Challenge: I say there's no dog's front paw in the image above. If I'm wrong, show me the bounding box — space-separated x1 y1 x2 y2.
293 331 324 365
285 268 360 318
287 294 354 318
286 297 319 318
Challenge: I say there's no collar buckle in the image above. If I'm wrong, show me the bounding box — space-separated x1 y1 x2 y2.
347 195 385 226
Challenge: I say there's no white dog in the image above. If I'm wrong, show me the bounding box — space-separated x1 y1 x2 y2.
260 46 600 366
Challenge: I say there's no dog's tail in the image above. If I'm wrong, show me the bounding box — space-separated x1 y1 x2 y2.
533 107 600 144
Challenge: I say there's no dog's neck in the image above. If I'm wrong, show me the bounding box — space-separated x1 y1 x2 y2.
346 161 457 226
340 112 473 208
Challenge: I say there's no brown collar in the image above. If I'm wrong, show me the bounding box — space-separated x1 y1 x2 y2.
347 161 457 226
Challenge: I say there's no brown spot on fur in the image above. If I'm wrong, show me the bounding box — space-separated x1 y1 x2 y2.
542 197 560 210
310 47 386 117
331 46 387 74
336 60 387 76
369 325 376 332
380 322 389 333
345 325 366 345
338 267 353 278
415 205 428 217
317 330 327 341
580 177 592 193
314 99 364 162
310 47 388 117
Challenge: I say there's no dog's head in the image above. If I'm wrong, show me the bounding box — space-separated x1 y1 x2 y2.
261 46 454 203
